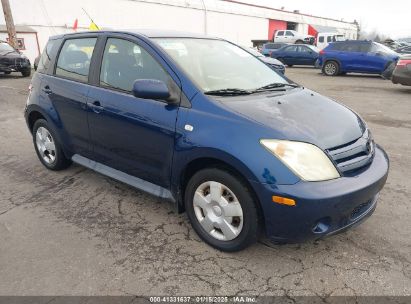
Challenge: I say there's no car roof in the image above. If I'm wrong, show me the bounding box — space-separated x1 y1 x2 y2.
50 29 217 40
332 40 371 44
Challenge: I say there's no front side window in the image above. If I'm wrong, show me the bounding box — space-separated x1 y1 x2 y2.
100 38 169 92
318 36 325 43
285 45 298 52
327 36 333 43
56 38 97 82
155 38 287 92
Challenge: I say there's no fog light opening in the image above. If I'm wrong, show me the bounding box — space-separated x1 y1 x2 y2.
312 217 331 234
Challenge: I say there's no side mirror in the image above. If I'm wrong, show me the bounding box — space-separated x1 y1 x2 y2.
132 79 171 102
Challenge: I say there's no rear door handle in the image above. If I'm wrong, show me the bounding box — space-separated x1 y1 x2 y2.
42 86 52 94
88 101 104 113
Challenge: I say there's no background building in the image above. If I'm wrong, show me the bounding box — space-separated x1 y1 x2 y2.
0 0 358 63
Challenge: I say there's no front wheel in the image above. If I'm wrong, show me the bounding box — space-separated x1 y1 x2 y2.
185 168 260 252
21 68 31 77
322 61 339 76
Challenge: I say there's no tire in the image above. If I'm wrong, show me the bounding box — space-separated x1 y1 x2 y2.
21 68 31 77
322 60 339 76
32 119 72 171
185 168 260 252
4 71 11 75
295 40 304 44
287 64 293 67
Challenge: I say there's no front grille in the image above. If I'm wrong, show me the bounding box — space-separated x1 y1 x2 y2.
327 130 375 175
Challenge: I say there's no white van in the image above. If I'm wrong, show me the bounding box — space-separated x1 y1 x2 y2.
316 32 345 50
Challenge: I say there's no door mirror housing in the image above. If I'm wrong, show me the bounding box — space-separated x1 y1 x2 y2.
132 79 171 101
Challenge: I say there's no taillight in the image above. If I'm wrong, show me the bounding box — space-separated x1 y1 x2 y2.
397 59 411 67
28 83 33 93
319 50 325 55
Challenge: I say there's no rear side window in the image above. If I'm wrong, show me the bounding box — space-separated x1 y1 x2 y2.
99 38 169 92
55 38 97 82
285 31 294 36
37 39 60 74
327 36 333 43
276 31 284 36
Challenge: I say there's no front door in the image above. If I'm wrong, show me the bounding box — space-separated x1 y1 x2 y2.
86 36 180 188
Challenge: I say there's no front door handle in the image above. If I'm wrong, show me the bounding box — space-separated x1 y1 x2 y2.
88 101 104 113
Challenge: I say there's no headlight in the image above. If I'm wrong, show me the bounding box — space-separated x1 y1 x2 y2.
260 139 340 182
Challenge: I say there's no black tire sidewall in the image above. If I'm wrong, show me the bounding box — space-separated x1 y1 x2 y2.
32 119 70 170
185 168 259 252
21 68 31 77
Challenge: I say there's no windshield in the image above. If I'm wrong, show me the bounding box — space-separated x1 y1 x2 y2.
154 38 288 92
0 42 15 52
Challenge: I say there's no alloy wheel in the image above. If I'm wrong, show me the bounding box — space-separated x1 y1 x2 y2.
324 63 337 75
35 126 56 164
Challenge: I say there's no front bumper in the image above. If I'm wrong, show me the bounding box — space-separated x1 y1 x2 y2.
251 145 389 243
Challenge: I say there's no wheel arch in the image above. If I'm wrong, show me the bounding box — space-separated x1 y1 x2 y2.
174 155 265 228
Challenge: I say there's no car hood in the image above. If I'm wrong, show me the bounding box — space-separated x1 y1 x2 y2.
218 88 365 149
260 56 284 66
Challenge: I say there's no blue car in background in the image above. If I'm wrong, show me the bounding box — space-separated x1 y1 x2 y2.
270 44 320 67
25 30 389 252
319 40 400 76
260 42 287 56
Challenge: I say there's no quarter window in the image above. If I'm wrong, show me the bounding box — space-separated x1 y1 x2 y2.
99 38 169 92
55 38 97 82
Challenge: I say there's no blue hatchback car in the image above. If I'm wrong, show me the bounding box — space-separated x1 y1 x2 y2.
319 40 399 76
25 30 389 251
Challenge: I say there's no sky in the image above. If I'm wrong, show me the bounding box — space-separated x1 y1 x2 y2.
239 0 411 39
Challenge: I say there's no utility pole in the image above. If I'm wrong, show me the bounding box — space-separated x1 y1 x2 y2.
1 0 18 48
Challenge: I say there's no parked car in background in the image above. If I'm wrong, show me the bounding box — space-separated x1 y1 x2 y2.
316 32 345 50
391 55 411 86
273 30 314 45
271 44 320 67
25 30 389 252
261 42 287 56
247 47 285 74
0 40 31 77
319 40 399 76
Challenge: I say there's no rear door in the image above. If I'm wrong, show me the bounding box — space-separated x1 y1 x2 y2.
86 34 181 188
281 45 298 65
42 35 98 158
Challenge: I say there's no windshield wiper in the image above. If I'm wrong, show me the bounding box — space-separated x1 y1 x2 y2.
253 82 299 93
204 88 252 96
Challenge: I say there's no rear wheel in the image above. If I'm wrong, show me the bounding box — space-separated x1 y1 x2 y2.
295 40 304 44
32 119 72 170
287 64 293 67
322 61 339 76
4 71 11 75
185 168 260 252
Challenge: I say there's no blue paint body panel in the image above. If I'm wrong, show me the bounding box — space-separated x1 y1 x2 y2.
25 30 389 242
